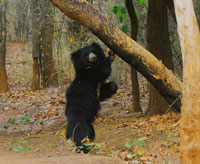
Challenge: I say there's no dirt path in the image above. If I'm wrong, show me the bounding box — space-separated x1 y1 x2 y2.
0 43 180 164
0 121 125 164
0 110 128 164
0 149 126 164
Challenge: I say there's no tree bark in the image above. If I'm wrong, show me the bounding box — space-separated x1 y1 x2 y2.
49 0 182 111
41 1 58 88
31 0 41 90
146 0 174 115
125 0 142 113
165 0 176 23
0 1 8 93
174 0 200 163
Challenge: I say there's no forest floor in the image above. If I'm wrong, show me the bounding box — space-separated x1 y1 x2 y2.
0 43 180 164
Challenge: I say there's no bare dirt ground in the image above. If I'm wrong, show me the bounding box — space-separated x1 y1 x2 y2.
0 43 180 164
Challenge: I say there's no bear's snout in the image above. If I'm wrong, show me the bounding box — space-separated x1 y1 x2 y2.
88 53 97 63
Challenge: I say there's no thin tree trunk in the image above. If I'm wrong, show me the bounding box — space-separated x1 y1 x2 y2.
0 1 8 93
41 1 58 88
0 58 7 93
21 0 28 41
146 0 174 115
174 0 200 163
125 0 142 113
32 58 40 90
49 0 182 111
31 0 41 90
165 0 176 23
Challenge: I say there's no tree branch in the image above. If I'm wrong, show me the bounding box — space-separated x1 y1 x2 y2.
50 0 182 111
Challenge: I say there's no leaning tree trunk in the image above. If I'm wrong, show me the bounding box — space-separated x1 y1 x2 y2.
146 0 174 115
0 1 8 93
41 0 58 88
125 0 142 113
31 0 41 91
49 0 182 111
174 0 200 163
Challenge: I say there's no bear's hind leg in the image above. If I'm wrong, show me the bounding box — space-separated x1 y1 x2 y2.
69 119 91 153
88 122 95 141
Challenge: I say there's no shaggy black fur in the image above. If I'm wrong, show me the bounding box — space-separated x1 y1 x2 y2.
65 42 117 153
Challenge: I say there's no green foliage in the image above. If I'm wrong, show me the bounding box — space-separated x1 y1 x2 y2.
8 118 17 125
19 113 33 125
138 0 146 5
7 140 31 153
121 25 128 34
138 136 147 142
111 1 146 34
7 142 12 149
111 5 128 34
124 137 147 159
1 0 4 4
125 136 147 148
83 142 102 149
28 100 36 105
3 114 33 130
3 125 8 130
124 137 147 158
14 145 23 152
18 139 28 145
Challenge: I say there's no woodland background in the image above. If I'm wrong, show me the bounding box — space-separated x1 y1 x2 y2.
0 0 199 164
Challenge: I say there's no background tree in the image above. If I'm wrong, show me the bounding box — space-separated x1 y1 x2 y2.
31 0 41 91
15 0 29 41
146 0 174 115
41 0 58 88
31 0 58 90
165 0 176 23
174 0 200 163
125 0 142 113
0 1 8 93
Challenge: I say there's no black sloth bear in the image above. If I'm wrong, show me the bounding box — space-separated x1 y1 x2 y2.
65 42 118 153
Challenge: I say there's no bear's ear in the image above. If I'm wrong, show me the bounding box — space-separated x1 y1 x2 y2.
70 50 82 71
71 51 79 61
91 42 106 59
91 42 102 51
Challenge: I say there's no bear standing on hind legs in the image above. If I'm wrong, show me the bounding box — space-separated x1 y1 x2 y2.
65 42 118 153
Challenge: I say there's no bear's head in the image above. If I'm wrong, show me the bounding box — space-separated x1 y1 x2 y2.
71 42 106 72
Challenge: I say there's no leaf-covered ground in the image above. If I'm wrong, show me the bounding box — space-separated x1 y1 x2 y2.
0 43 180 164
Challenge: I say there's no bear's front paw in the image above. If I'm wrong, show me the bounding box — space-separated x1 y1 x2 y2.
108 51 115 62
109 81 118 93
